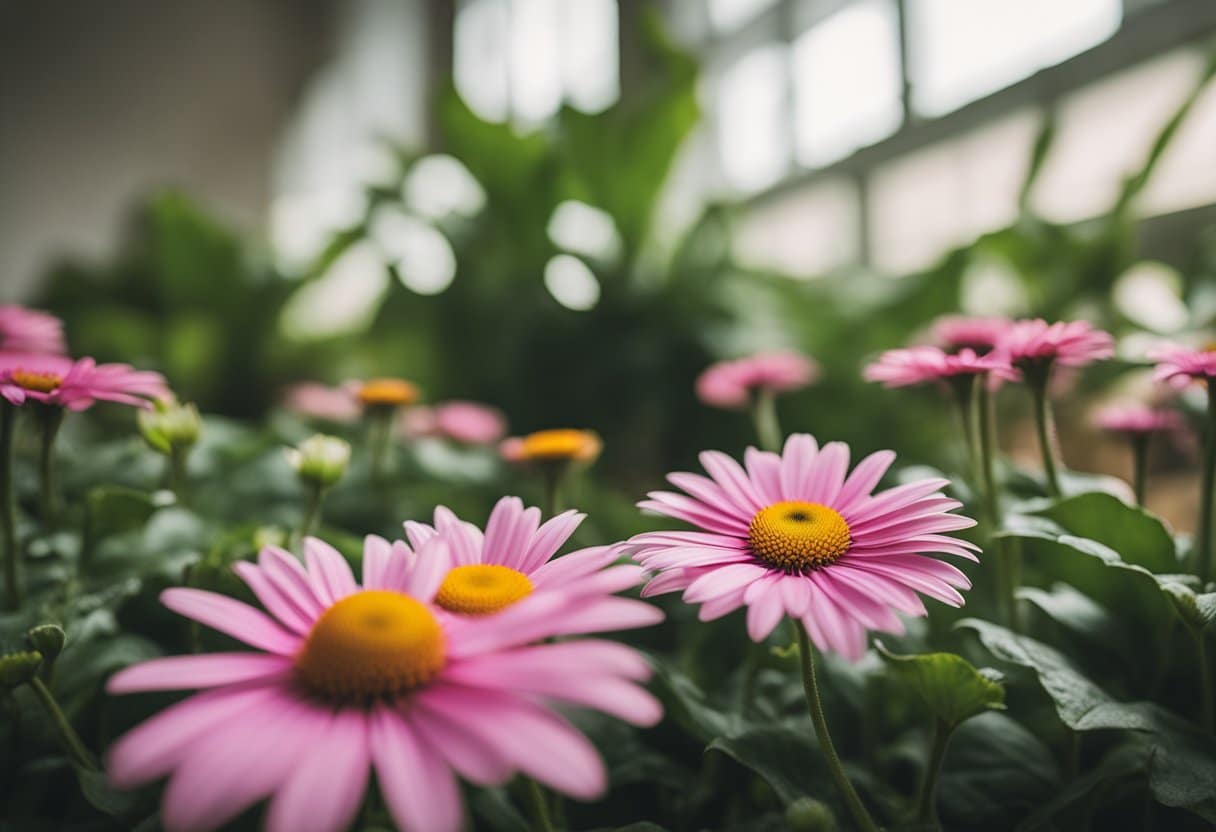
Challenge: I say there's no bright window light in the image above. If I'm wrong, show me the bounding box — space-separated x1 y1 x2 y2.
369 207 458 296
1031 51 1204 224
281 242 389 340
716 44 791 192
1137 60 1216 218
455 0 511 122
708 0 777 32
403 155 486 220
271 189 367 275
544 255 601 310
559 0 619 113
1114 261 1189 334
793 0 902 167
733 178 860 275
907 0 1122 116
547 201 622 261
510 0 564 125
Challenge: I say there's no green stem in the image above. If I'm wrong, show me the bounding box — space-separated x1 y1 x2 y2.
751 388 783 453
297 484 326 543
793 622 879 832
951 376 979 482
367 407 394 485
975 383 1020 631
1196 629 1213 734
168 446 190 505
914 718 952 827
1 403 20 611
542 466 565 516
1030 382 1062 498
37 406 64 530
525 777 556 832
1195 389 1216 583
28 676 97 771
1131 435 1149 508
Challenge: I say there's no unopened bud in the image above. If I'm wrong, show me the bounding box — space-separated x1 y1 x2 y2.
26 624 65 665
138 397 201 456
0 651 43 689
785 797 837 832
286 434 351 488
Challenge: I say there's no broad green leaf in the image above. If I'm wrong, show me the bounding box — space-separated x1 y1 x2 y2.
73 764 145 819
1015 743 1147 830
1017 583 1122 648
649 663 736 743
84 486 171 543
707 723 823 805
1159 581 1216 631
1032 492 1178 573
875 642 1005 728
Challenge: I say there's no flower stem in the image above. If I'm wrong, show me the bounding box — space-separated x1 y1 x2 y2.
793 621 879 832
297 484 326 543
28 676 97 771
367 407 394 485
525 777 556 832
975 383 1020 631
1029 381 1062 497
542 466 565 516
1195 388 1216 583
951 376 979 481
1195 629 1213 734
914 718 951 827
751 388 783 453
36 406 64 530
168 446 190 505
1131 435 1150 507
1 403 21 611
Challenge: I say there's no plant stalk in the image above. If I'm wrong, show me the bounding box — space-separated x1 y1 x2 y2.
1131 434 1149 507
751 388 783 453
975 382 1019 631
297 484 326 543
1 403 20 611
1195 388 1216 583
914 718 951 827
1029 380 1062 498
793 622 879 832
36 406 64 530
1196 629 1213 734
525 777 556 832
28 676 97 771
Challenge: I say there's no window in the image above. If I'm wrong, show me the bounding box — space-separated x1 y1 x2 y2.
792 0 902 167
708 0 778 32
733 177 861 275
1137 59 1216 217
716 44 791 192
906 0 1121 116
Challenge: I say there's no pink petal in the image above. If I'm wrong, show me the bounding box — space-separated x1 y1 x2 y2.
403 520 437 550
517 510 585 574
233 562 314 635
303 537 358 604
744 446 785 505
699 450 764 514
780 434 819 500
804 441 850 505
746 590 786 641
257 546 326 620
160 589 300 655
405 537 451 601
108 654 291 693
433 506 485 566
264 710 370 832
530 546 620 589
370 706 463 832
407 700 513 785
835 450 896 513
682 563 768 603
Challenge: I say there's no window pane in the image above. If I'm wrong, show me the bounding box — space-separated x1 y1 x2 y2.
908 0 1122 116
716 44 791 192
734 177 861 275
559 0 619 113
454 0 511 122
793 0 902 167
509 0 563 124
708 0 777 32
1137 61 1216 217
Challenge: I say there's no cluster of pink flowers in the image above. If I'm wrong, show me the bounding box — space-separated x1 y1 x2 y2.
108 497 663 832
1092 404 1185 437
695 350 819 409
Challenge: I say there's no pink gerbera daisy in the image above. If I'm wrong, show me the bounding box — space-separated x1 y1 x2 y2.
696 351 820 409
1092 403 1185 436
0 305 66 355
625 434 977 660
0 354 166 410
1149 343 1216 388
106 534 662 832
995 319 1114 373
281 382 362 423
863 346 1017 389
403 400 507 445
402 496 650 616
930 315 1012 355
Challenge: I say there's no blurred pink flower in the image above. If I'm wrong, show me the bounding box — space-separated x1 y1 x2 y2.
282 383 362 423
403 400 507 445
1149 343 1216 388
996 319 1115 370
695 351 820 409
0 305 66 355
863 346 1017 388
0 353 166 410
107 534 662 832
930 315 1012 354
624 434 977 660
1092 403 1185 436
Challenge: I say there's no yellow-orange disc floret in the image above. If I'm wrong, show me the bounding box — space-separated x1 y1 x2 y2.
434 564 534 615
747 500 851 573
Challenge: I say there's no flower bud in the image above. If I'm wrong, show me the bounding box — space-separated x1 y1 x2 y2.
138 397 201 456
0 651 43 689
286 434 351 489
26 624 65 665
785 797 837 832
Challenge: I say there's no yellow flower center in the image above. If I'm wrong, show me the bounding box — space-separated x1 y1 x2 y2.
518 429 601 462
434 564 534 615
11 371 62 393
357 378 419 407
294 590 444 700
748 501 851 572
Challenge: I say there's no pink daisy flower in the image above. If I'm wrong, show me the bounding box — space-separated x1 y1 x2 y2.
1149 343 1216 388
930 315 1012 355
696 351 820 409
0 304 66 355
402 496 651 617
106 534 662 832
281 382 362 423
863 346 1017 388
995 319 1115 372
625 434 978 661
402 400 507 445
1092 403 1185 436
0 353 166 410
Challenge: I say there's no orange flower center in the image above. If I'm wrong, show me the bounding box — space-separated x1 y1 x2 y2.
11 370 62 393
357 378 419 407
748 501 851 572
294 590 444 700
434 564 533 615
518 429 601 463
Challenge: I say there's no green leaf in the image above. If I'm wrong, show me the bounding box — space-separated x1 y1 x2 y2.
84 486 171 542
1159 581 1216 631
707 723 823 805
1015 743 1147 830
875 642 1005 729
73 764 145 819
1032 492 1178 573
